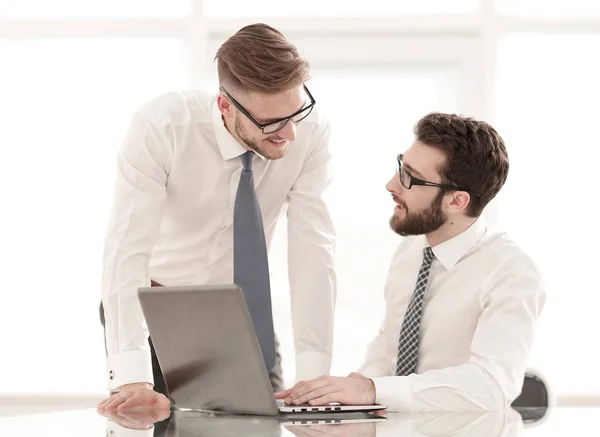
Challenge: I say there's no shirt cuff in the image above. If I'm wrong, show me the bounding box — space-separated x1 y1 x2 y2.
106 419 155 437
107 349 154 391
295 351 331 382
372 376 412 412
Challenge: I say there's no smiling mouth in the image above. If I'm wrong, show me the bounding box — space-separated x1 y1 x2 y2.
267 138 287 146
392 195 406 210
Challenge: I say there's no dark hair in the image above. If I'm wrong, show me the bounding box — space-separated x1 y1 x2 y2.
414 113 509 217
214 23 310 94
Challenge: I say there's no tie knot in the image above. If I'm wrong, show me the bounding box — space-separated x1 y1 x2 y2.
241 151 253 171
423 247 434 264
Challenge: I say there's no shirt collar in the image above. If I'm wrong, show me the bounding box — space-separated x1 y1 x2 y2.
430 217 488 270
211 96 266 162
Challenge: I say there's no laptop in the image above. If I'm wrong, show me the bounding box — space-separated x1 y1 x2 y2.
137 284 387 416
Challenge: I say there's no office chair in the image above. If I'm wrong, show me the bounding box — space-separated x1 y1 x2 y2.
511 368 552 425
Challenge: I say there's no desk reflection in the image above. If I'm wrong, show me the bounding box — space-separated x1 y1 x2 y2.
102 406 538 437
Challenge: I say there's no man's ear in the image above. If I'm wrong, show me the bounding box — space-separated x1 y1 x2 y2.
447 191 471 213
217 94 234 119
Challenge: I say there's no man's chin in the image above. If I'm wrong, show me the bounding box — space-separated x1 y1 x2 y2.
389 215 403 234
390 215 417 237
259 143 289 160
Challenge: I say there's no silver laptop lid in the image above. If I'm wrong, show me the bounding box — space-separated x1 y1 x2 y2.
137 284 278 415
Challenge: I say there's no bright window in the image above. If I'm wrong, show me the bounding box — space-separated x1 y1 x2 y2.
0 38 188 393
496 33 600 396
0 0 191 18
495 0 600 18
204 0 479 17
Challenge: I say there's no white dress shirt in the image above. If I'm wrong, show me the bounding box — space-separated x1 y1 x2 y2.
359 218 546 411
102 90 336 390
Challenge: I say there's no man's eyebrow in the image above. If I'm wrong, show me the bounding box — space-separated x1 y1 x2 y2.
403 161 426 179
258 99 308 123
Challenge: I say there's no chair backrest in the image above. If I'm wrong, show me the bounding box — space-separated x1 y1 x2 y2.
511 372 549 408
511 371 551 426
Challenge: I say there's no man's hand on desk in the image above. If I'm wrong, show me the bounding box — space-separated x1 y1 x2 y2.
97 383 171 413
275 373 377 406
99 406 171 430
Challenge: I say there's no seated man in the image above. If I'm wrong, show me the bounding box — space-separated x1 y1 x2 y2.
277 112 546 411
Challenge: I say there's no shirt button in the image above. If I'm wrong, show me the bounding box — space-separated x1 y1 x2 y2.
109 370 115 380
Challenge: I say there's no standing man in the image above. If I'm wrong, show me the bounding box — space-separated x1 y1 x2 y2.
98 23 336 411
278 113 545 411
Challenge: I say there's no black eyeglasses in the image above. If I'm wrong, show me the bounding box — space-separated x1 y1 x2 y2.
396 154 475 194
220 84 316 135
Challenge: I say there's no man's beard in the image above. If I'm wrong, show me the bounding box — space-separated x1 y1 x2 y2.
235 115 261 153
234 115 284 160
390 190 447 236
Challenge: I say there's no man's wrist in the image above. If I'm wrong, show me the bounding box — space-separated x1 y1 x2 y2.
119 382 153 392
368 379 377 404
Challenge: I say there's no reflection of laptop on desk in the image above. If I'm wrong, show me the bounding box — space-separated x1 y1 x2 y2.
163 410 386 437
137 284 386 416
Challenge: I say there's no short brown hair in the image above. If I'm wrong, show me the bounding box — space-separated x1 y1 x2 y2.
414 113 509 217
214 23 310 94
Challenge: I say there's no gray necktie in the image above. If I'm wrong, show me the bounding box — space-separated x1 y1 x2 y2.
396 247 435 376
233 151 276 371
